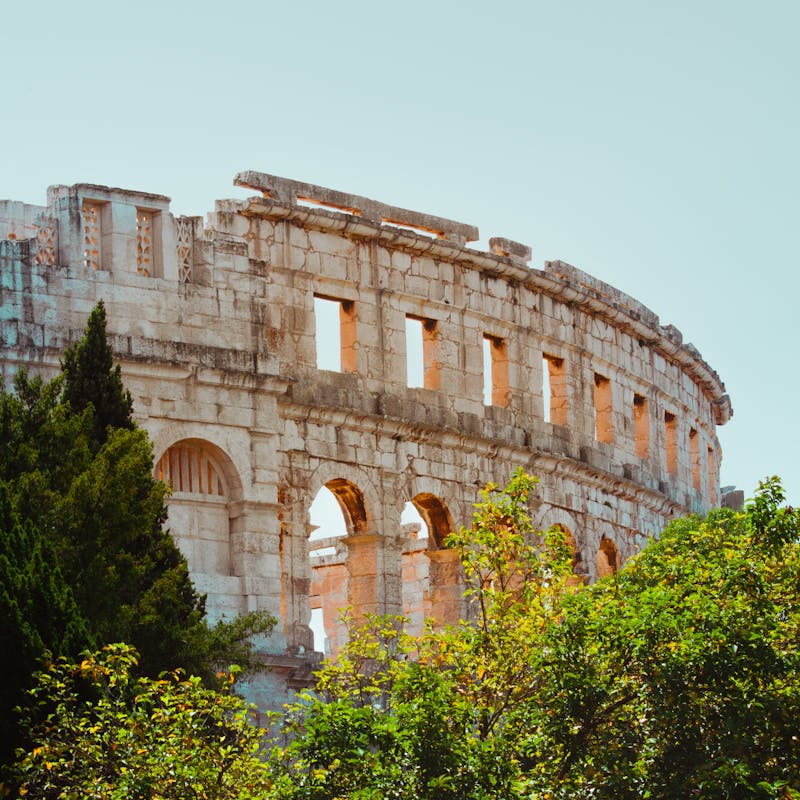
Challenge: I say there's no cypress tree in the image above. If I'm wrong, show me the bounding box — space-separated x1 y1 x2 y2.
0 304 275 774
0 486 92 764
61 300 133 450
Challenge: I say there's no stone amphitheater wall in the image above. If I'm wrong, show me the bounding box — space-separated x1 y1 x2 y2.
0 172 731 708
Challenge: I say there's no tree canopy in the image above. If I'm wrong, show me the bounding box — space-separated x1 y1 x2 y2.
60 300 134 451
13 644 271 799
7 437 799 797
268 472 800 799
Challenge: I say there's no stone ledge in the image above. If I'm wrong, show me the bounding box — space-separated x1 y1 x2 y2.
280 397 690 519
489 236 532 264
235 170 479 245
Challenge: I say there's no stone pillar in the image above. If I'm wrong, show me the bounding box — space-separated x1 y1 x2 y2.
424 548 464 627
229 500 285 650
344 533 379 619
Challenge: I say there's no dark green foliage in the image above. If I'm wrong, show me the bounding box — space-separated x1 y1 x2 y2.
0 489 91 761
0 368 206 680
61 300 133 450
0 304 275 772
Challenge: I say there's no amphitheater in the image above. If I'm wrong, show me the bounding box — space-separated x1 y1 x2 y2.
0 171 731 710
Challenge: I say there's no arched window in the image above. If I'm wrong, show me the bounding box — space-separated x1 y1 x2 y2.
595 536 620 578
156 440 227 497
553 523 586 586
402 493 461 632
307 478 371 658
156 440 237 578
308 486 349 655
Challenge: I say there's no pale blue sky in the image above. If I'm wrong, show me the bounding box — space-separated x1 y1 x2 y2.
2 0 798 502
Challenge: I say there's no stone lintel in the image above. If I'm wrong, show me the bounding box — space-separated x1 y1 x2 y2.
489 236 532 264
256 651 322 674
426 547 461 563
48 183 172 210
343 532 380 546
307 535 343 552
234 170 479 245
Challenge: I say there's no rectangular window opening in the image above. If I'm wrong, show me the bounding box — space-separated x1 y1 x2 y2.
593 373 613 444
406 315 439 389
690 428 701 491
314 295 357 373
483 335 509 407
542 353 567 425
664 411 678 476
633 393 649 458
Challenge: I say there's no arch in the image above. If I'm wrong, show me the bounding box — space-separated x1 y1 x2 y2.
410 492 455 550
302 469 377 659
536 506 580 539
307 485 349 656
156 439 229 498
551 522 586 584
155 438 242 580
400 491 462 632
537 507 586 583
151 429 245 504
309 485 347 544
305 461 380 537
325 478 369 536
595 536 620 578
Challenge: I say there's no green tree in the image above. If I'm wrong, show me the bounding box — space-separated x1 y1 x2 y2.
269 470 569 800
0 306 275 769
0 367 208 675
0 488 92 763
270 615 512 800
268 472 800 800
522 478 800 799
60 300 133 451
11 644 271 799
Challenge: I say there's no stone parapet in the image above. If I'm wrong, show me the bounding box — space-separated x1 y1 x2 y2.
235 170 480 245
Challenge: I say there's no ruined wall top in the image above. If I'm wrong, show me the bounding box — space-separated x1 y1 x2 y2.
230 171 731 425
234 171 481 246
0 171 732 425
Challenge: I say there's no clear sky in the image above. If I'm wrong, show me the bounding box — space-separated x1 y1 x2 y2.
2 0 798 503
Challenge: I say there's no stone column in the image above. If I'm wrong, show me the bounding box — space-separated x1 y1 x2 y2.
229 499 285 650
344 533 379 619
424 548 464 627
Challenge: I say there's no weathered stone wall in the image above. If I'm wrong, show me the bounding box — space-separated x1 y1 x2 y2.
0 172 731 710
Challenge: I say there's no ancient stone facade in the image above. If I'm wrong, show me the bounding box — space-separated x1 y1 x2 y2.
0 173 731 710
